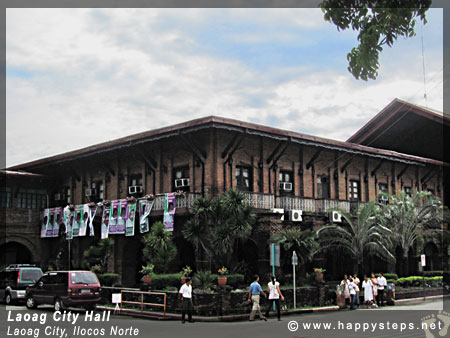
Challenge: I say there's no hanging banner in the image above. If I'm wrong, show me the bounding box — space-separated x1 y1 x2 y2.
125 202 137 236
46 209 55 237
88 206 97 237
78 204 89 237
101 204 111 239
72 205 83 237
64 206 74 240
163 193 176 231
40 209 50 238
109 200 120 234
139 199 154 233
53 208 62 237
117 199 127 234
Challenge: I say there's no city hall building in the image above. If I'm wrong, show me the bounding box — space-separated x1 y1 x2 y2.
1 98 448 286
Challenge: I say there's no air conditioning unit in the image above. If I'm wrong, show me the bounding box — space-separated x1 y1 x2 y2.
85 189 97 197
175 178 190 188
287 209 302 222
272 208 285 221
330 211 342 223
279 182 293 191
54 193 65 201
128 185 143 195
380 194 389 202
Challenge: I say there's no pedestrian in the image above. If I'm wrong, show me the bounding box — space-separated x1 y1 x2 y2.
362 275 373 308
340 274 350 308
264 275 285 321
370 273 378 308
179 277 194 323
353 273 360 308
348 276 357 310
248 274 267 321
377 273 387 307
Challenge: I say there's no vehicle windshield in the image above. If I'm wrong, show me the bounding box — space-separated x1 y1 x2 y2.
70 272 98 284
21 269 43 282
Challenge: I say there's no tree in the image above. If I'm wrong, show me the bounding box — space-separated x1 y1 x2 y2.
379 189 445 276
316 201 394 275
142 221 177 273
81 238 113 273
321 1 431 80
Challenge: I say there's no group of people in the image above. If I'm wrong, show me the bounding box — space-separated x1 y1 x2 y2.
340 272 387 309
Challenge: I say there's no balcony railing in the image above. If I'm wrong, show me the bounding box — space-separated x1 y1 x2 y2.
243 192 275 210
316 199 350 213
276 196 316 212
152 192 201 211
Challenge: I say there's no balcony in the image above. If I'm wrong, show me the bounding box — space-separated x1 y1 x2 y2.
152 192 201 211
243 192 275 210
315 199 350 213
276 196 316 212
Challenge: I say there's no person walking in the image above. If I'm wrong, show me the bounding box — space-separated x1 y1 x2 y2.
362 275 373 308
353 274 361 308
248 274 267 321
340 275 350 308
377 273 387 307
348 276 357 310
179 277 194 323
370 273 378 308
264 276 285 321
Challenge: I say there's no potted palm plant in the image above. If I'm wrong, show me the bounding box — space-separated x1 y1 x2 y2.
180 265 192 284
217 266 228 286
314 268 326 282
140 264 155 285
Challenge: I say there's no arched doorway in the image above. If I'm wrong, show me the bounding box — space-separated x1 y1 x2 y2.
424 242 441 271
0 242 33 265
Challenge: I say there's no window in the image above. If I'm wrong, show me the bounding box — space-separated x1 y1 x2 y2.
349 180 360 201
17 188 47 209
404 186 412 198
378 183 388 203
173 166 190 192
317 175 330 199
128 174 144 195
235 165 252 191
279 171 293 193
0 187 11 208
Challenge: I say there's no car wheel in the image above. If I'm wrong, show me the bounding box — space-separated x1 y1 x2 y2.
54 298 64 312
26 296 37 309
5 293 13 305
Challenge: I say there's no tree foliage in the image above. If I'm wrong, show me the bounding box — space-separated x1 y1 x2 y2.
81 238 113 273
321 0 431 80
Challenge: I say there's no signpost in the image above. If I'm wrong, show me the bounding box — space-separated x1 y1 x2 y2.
292 251 298 309
421 254 426 300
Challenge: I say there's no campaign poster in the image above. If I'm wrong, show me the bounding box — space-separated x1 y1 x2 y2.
40 209 50 238
72 205 83 237
125 203 136 236
88 205 97 237
45 208 54 237
163 193 176 231
139 199 154 233
53 208 62 237
101 204 110 239
109 200 119 233
79 204 89 236
64 206 74 240
116 199 127 234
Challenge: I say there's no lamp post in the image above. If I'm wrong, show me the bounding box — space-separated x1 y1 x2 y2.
292 251 298 309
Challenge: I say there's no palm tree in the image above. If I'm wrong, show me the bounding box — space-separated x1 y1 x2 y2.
379 189 445 276
316 201 394 275
142 221 177 273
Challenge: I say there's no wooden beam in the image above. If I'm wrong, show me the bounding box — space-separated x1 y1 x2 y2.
180 133 206 162
397 164 409 180
225 134 244 164
340 157 354 173
135 147 157 171
371 160 384 177
306 148 322 170
423 171 436 185
266 141 285 164
221 132 239 159
270 142 289 169
421 169 434 183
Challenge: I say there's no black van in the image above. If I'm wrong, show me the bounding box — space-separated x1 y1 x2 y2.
0 264 43 304
26 271 101 311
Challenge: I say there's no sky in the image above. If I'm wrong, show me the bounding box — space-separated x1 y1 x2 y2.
5 7 444 168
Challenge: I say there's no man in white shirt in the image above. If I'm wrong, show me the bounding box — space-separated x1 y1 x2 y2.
377 273 387 306
179 278 194 323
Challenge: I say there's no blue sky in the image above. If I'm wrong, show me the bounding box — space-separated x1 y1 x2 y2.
6 8 443 167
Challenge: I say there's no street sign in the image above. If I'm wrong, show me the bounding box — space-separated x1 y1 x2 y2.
421 254 426 267
292 251 298 265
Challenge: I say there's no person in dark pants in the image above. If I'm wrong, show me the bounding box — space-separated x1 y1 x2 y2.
179 277 194 323
377 273 387 306
265 275 285 321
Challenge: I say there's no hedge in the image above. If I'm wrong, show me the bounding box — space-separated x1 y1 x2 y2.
151 273 184 290
382 273 398 281
394 276 442 287
423 271 443 277
98 273 120 286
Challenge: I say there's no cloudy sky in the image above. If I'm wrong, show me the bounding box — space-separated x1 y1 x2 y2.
6 8 443 168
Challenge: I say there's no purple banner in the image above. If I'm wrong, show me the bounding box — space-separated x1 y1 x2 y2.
163 193 176 231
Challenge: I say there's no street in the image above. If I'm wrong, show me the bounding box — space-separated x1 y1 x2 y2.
1 298 449 338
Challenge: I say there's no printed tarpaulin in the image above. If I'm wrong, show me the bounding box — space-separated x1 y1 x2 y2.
101 204 110 239
125 202 136 236
139 199 154 233
40 209 50 238
64 206 74 240
72 205 83 237
109 199 127 234
88 205 97 236
163 193 176 231
52 208 62 237
79 204 90 236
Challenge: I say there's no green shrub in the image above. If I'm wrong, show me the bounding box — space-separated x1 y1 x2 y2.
383 273 398 281
395 276 443 287
151 273 184 290
98 273 120 286
423 271 443 277
193 271 215 291
225 274 245 288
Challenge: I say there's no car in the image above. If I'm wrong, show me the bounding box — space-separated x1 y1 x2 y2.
25 270 101 311
0 264 44 305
